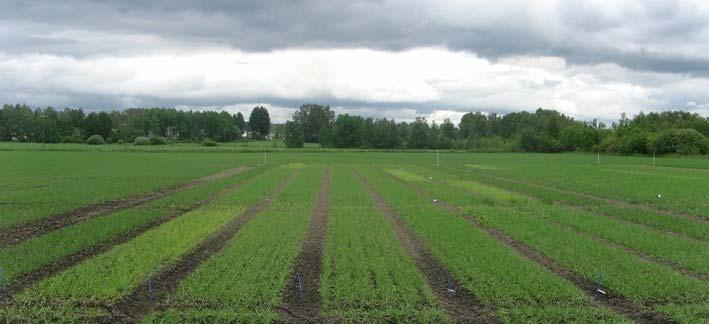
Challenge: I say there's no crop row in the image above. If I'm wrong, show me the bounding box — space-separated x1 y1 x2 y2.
408 165 709 276
2 165 298 322
385 166 709 322
0 152 257 229
146 164 324 322
0 166 265 283
321 165 444 322
355 165 622 323
432 154 709 217
443 165 708 241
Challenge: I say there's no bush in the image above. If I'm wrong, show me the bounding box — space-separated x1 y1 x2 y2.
148 135 167 145
654 128 706 154
116 139 125 145
106 137 114 144
134 136 150 145
201 139 218 147
86 135 106 145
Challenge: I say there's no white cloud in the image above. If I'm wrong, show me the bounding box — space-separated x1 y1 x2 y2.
1 47 708 123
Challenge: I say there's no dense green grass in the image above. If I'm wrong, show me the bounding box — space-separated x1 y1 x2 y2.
1 150 706 322
436 153 709 217
321 165 444 322
147 164 323 322
5 166 297 322
441 166 709 240
0 166 266 281
383 166 709 321
0 151 260 228
405 166 709 276
357 166 623 323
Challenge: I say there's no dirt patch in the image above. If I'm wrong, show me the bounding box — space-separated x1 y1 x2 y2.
355 168 498 323
277 166 330 323
104 168 301 323
8 173 257 296
0 166 250 250
384 169 671 324
443 166 707 223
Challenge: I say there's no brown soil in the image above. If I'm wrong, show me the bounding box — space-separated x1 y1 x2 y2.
8 172 257 296
443 165 707 223
0 166 250 250
355 168 499 323
277 166 330 323
103 168 302 323
384 169 671 324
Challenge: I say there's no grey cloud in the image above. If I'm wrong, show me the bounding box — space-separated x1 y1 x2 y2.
2 0 709 75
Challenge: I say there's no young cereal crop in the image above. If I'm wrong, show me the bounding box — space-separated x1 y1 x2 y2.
356 165 624 323
384 166 709 322
320 165 445 323
0 166 266 283
146 164 325 322
3 165 297 322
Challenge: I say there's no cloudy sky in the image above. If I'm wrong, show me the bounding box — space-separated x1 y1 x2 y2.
2 0 709 123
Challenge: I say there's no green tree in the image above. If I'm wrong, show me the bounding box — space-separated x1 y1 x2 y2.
284 121 304 148
333 114 364 148
293 104 335 143
248 106 271 139
408 117 429 149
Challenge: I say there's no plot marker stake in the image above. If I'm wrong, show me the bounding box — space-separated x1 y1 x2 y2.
296 272 304 303
594 271 606 298
1 268 8 309
147 274 153 304
446 274 455 296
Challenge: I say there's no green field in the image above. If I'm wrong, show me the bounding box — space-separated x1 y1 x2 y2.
0 148 707 323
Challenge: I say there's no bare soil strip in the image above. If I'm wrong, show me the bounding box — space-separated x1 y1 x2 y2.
277 166 330 323
8 172 260 296
443 165 707 223
383 169 671 324
354 168 498 323
106 168 302 323
0 166 251 249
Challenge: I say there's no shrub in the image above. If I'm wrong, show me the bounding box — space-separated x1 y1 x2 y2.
106 137 114 144
654 128 706 155
201 139 218 147
116 139 125 145
148 135 167 145
134 136 150 145
86 135 105 145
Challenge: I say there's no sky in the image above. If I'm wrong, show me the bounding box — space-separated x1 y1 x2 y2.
1 0 709 123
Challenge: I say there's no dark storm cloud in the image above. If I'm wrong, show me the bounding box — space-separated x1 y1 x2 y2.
2 0 709 75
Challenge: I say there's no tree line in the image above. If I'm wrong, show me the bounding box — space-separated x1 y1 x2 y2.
283 104 709 154
1 102 707 154
0 104 270 143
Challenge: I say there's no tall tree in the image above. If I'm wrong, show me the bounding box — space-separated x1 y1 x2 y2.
284 121 304 148
292 104 335 143
235 112 245 137
408 117 429 149
248 106 271 139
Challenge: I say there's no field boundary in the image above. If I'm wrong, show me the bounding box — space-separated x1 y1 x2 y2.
7 168 264 296
106 167 302 322
381 167 670 323
277 165 330 323
355 167 498 323
442 165 707 223
0 166 251 249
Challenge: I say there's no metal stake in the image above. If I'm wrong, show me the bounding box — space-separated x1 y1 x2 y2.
296 272 304 303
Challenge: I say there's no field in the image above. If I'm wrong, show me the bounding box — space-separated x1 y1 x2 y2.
0 147 707 323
